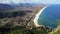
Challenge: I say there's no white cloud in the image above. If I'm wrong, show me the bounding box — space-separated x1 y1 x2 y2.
40 0 60 4
0 0 60 4
0 0 39 4
34 0 38 2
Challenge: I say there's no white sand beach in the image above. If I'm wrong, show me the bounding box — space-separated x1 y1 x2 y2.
33 6 49 27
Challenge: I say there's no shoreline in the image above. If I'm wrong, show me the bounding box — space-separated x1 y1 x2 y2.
33 6 49 27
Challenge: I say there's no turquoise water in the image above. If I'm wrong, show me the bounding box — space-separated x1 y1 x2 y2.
38 5 60 28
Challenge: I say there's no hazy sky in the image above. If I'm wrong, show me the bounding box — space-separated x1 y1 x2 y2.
0 0 60 4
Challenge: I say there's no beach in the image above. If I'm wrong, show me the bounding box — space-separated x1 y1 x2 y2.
33 6 49 27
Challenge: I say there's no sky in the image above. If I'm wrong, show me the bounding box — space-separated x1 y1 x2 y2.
0 0 60 4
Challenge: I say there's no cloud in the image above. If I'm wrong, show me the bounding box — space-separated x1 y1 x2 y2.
0 0 12 4
0 0 39 4
0 0 60 4
40 0 60 4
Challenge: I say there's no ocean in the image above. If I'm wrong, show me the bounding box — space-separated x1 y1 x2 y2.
37 5 60 28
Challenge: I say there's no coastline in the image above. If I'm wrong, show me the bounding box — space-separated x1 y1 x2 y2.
33 5 49 27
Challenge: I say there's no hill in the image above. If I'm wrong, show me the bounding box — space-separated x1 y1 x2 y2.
0 3 47 34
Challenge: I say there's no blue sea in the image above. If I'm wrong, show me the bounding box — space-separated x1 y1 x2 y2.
38 4 60 28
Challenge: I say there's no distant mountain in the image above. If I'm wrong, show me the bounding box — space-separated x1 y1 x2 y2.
0 3 14 12
19 3 34 7
13 3 46 11
0 3 46 12
15 3 40 7
0 3 37 12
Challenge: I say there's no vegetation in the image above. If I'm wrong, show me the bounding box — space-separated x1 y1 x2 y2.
0 10 60 34
0 21 50 34
0 26 49 34
8 29 48 34
48 26 60 34
0 10 46 34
